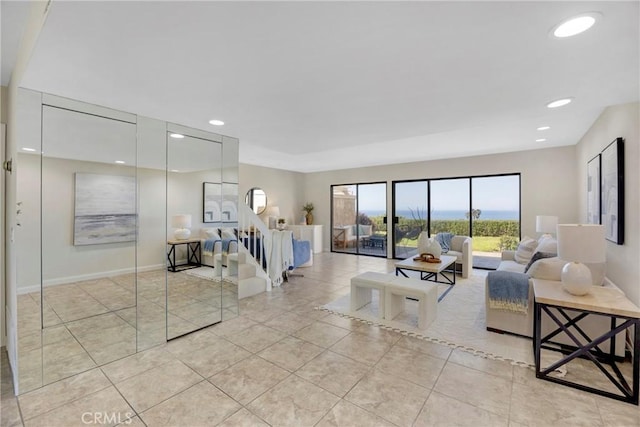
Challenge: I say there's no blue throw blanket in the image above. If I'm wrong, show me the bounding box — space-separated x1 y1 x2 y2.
487 271 529 314
436 232 453 253
222 238 236 254
203 236 220 256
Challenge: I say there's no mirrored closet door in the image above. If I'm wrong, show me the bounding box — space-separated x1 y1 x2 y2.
41 101 138 386
166 125 224 339
13 89 240 393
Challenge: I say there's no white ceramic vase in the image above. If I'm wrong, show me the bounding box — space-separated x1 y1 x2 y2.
417 232 442 258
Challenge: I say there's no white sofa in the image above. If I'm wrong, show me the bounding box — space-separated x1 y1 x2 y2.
485 244 625 357
199 227 238 267
438 234 472 279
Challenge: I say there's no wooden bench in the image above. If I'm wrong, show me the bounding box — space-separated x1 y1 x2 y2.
350 272 438 329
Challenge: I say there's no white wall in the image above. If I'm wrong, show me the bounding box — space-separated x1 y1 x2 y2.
239 163 306 226
1 86 8 346
576 102 639 306
304 146 579 253
16 154 139 291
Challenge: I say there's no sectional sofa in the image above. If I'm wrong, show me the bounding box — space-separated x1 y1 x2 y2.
485 236 625 357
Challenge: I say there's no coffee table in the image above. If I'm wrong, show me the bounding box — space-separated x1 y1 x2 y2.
395 254 457 286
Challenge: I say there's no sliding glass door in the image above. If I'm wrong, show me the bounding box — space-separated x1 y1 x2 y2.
470 175 520 268
392 174 520 269
429 178 471 237
392 181 428 259
331 182 387 256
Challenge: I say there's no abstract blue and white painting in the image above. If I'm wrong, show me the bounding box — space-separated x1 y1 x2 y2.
74 173 136 245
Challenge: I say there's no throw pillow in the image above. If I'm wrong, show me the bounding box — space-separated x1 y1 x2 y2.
204 228 218 238
221 228 236 240
514 237 537 264
524 251 556 274
534 237 557 254
527 257 566 281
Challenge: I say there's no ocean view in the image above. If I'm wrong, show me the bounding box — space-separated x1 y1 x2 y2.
361 209 519 220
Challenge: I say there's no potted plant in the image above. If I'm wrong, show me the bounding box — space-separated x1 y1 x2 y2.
302 202 314 225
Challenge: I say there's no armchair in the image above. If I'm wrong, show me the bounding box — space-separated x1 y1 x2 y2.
333 224 373 248
437 234 472 278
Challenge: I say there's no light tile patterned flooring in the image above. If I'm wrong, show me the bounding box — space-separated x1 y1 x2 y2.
2 252 639 426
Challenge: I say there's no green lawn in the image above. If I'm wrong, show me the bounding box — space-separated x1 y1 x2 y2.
397 235 503 253
472 236 501 252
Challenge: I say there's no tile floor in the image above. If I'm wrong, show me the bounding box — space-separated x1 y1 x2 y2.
15 268 238 392
1 252 639 426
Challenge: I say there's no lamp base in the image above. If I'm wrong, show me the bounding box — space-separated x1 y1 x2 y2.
561 262 592 296
174 228 191 240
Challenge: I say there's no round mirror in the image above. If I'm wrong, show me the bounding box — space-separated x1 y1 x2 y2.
245 187 267 215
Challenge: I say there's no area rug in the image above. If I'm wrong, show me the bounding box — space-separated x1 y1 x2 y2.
319 272 550 370
184 266 222 281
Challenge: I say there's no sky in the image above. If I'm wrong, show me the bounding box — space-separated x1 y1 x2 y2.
350 176 520 211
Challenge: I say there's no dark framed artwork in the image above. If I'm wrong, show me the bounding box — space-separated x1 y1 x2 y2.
600 138 624 244
203 182 222 223
586 154 600 225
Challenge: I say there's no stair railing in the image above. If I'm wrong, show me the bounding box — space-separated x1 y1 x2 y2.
237 202 273 291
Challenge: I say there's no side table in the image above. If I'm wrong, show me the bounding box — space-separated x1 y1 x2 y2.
167 239 202 272
532 279 640 405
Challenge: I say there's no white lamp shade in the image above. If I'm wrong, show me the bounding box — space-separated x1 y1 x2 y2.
557 224 605 296
265 206 280 218
171 214 192 229
264 206 280 229
536 215 558 234
557 224 605 263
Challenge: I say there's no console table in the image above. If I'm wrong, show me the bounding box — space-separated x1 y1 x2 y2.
167 239 202 272
532 279 640 405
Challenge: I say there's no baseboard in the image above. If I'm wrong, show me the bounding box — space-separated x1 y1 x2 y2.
17 263 166 295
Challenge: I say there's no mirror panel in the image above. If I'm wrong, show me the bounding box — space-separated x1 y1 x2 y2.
166 130 224 339
41 104 138 384
13 89 240 393
15 88 44 393
135 116 168 350
221 182 239 321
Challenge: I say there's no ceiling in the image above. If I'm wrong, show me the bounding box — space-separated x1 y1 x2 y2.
4 1 639 173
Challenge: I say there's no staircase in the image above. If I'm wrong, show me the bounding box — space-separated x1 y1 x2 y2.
228 203 283 298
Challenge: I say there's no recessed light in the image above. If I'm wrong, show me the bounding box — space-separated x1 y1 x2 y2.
552 13 600 38
536 139 547 142
208 119 224 126
22 147 36 152
547 98 573 108
170 169 179 172
537 126 550 131
170 133 184 139
115 160 125 164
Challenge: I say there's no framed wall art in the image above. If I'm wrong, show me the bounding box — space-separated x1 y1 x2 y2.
586 154 600 225
203 182 222 223
74 173 136 245
600 137 624 244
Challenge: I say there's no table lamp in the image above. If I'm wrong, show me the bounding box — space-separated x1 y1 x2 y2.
536 215 558 237
172 214 192 240
557 224 605 296
265 206 280 229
